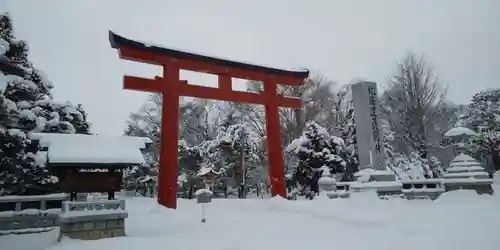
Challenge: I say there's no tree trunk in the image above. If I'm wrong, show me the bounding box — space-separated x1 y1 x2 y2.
238 129 247 199
188 184 194 199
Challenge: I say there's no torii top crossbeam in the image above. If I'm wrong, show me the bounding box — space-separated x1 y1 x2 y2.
109 31 308 209
109 31 308 84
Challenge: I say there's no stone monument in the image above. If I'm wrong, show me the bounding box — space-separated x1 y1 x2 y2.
352 81 395 181
352 81 385 169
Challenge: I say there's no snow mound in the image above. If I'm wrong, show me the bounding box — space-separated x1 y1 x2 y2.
436 190 488 203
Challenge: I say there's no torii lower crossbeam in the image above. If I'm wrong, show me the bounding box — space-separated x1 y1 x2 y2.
109 31 309 209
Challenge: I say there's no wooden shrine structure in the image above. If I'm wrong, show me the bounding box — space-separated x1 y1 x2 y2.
197 167 220 190
109 31 309 209
30 133 151 201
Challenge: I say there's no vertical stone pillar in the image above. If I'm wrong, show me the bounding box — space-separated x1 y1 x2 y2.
352 81 386 170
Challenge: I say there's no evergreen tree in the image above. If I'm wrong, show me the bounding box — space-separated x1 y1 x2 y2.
462 89 500 171
339 106 358 181
178 140 203 199
286 121 348 199
207 110 260 197
0 13 91 195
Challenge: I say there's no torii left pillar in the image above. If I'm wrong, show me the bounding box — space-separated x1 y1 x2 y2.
109 31 309 209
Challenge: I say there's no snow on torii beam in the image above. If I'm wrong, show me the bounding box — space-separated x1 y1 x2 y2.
109 31 309 209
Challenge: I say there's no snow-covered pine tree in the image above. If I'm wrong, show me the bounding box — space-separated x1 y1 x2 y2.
286 121 347 198
392 152 431 180
462 88 500 171
211 110 261 197
462 89 500 132
122 165 155 193
0 13 90 195
177 139 204 198
338 101 359 181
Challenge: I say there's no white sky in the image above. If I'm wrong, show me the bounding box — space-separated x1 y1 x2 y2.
2 0 499 135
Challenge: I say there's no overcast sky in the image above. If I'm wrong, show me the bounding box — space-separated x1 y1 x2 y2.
2 0 499 135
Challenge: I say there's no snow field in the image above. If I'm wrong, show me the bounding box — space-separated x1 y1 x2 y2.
2 188 500 250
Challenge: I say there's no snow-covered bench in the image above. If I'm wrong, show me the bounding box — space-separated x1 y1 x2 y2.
0 193 67 234
57 199 128 241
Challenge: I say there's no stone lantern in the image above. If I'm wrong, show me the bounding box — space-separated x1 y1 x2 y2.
318 166 336 192
317 166 348 199
443 127 478 156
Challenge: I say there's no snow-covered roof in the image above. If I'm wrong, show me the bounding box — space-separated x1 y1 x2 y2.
197 166 220 177
31 133 152 148
195 189 213 196
444 127 478 137
109 31 309 84
29 133 150 165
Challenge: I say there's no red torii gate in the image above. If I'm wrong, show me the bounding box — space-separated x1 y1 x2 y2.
109 31 309 209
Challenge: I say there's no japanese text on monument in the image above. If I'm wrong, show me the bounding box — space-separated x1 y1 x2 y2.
367 86 382 154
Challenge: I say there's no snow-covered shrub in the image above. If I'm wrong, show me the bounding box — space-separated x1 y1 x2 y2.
428 156 444 178
391 152 432 180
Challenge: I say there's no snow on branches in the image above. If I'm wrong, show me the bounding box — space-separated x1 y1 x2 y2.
0 13 90 195
462 88 500 130
460 88 500 171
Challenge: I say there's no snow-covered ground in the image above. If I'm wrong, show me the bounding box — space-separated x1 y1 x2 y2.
2 188 500 250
